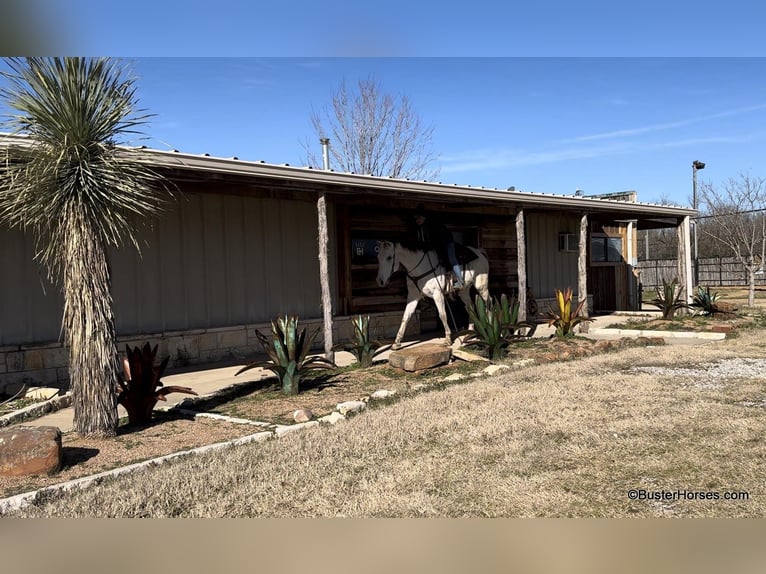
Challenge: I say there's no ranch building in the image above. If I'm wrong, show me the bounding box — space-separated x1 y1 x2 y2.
0 137 696 393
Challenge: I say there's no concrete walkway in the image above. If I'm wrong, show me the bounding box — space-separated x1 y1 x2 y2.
13 310 717 433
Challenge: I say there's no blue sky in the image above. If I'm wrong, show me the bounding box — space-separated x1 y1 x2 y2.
3 2 766 207
88 58 766 207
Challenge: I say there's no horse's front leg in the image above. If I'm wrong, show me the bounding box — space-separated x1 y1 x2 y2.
392 297 420 350
431 288 452 346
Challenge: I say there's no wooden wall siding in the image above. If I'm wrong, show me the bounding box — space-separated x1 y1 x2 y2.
340 206 519 314
525 212 580 299
0 227 63 346
344 208 410 314
111 192 325 335
480 219 519 297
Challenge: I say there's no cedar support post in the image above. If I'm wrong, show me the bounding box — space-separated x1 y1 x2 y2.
578 213 589 333
677 215 693 312
516 209 527 322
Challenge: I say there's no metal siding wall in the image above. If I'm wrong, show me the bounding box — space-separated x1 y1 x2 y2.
0 227 62 345
526 212 579 299
110 193 323 336
3 192 333 344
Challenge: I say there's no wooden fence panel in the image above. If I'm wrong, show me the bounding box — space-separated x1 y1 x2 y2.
637 257 766 287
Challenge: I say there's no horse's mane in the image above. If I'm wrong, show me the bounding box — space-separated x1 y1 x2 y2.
397 238 421 253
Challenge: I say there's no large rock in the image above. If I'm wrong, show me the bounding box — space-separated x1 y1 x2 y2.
389 343 451 372
0 426 62 477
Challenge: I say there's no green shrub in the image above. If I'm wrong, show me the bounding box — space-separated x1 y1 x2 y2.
690 285 721 316
236 315 335 395
334 314 387 368
546 287 593 337
461 294 532 360
650 279 689 319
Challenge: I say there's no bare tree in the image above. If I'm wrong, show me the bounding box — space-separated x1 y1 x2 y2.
304 76 439 181
697 173 766 307
637 194 679 260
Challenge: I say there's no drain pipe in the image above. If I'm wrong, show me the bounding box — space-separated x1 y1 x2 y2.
317 138 334 360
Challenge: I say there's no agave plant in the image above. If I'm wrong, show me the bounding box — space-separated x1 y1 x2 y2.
650 279 689 319
236 315 336 395
546 287 593 337
334 315 388 368
118 343 197 425
461 294 532 360
690 285 721 316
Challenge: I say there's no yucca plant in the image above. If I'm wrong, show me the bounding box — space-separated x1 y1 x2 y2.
546 287 593 337
461 294 531 360
0 58 170 437
236 315 336 395
650 279 689 319
334 315 388 368
118 343 198 425
690 285 721 316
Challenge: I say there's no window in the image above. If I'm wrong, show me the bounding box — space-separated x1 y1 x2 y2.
590 235 623 263
558 232 578 252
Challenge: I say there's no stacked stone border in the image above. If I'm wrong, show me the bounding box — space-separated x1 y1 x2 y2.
0 311 420 397
0 392 72 428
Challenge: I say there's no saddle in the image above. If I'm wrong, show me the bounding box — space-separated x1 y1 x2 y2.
455 244 479 265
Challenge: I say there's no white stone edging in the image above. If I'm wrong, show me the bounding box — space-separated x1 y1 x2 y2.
0 392 72 428
591 328 726 340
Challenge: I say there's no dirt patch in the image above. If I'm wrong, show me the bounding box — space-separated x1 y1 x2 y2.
0 414 257 498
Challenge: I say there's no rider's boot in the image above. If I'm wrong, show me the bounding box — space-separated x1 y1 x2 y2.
452 264 464 288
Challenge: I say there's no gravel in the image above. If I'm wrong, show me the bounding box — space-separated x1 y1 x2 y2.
629 358 766 390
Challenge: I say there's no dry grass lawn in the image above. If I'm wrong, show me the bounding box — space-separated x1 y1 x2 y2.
10 325 766 517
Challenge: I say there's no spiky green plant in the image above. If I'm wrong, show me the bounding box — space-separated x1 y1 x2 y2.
546 287 593 337
650 279 688 319
0 58 170 437
461 294 532 360
236 315 336 395
334 315 388 368
690 285 721 317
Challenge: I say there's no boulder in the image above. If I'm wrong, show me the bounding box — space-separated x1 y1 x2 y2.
318 412 346 425
483 364 510 376
336 400 366 416
389 343 451 372
293 408 313 423
0 426 62 477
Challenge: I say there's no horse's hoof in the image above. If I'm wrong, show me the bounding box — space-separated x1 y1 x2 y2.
444 337 452 347
391 343 402 351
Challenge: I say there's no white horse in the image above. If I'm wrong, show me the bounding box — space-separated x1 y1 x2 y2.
376 240 490 349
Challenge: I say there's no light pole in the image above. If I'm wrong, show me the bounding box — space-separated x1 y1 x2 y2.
692 160 705 285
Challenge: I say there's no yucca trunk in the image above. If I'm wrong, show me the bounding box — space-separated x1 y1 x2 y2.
65 210 119 437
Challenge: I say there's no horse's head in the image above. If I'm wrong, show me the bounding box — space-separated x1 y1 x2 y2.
376 240 397 287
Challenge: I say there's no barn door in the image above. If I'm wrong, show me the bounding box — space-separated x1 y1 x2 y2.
589 266 617 312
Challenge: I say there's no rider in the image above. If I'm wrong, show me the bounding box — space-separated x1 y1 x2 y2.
409 204 464 288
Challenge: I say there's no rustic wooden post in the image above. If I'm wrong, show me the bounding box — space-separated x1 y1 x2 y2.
578 213 589 333
516 209 527 322
317 190 334 360
676 216 693 311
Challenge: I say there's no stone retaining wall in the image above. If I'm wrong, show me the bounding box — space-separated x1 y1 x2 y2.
0 312 419 397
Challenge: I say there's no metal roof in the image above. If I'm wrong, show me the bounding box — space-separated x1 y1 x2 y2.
1 133 697 223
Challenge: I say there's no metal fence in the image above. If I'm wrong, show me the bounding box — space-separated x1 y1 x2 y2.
637 257 766 287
